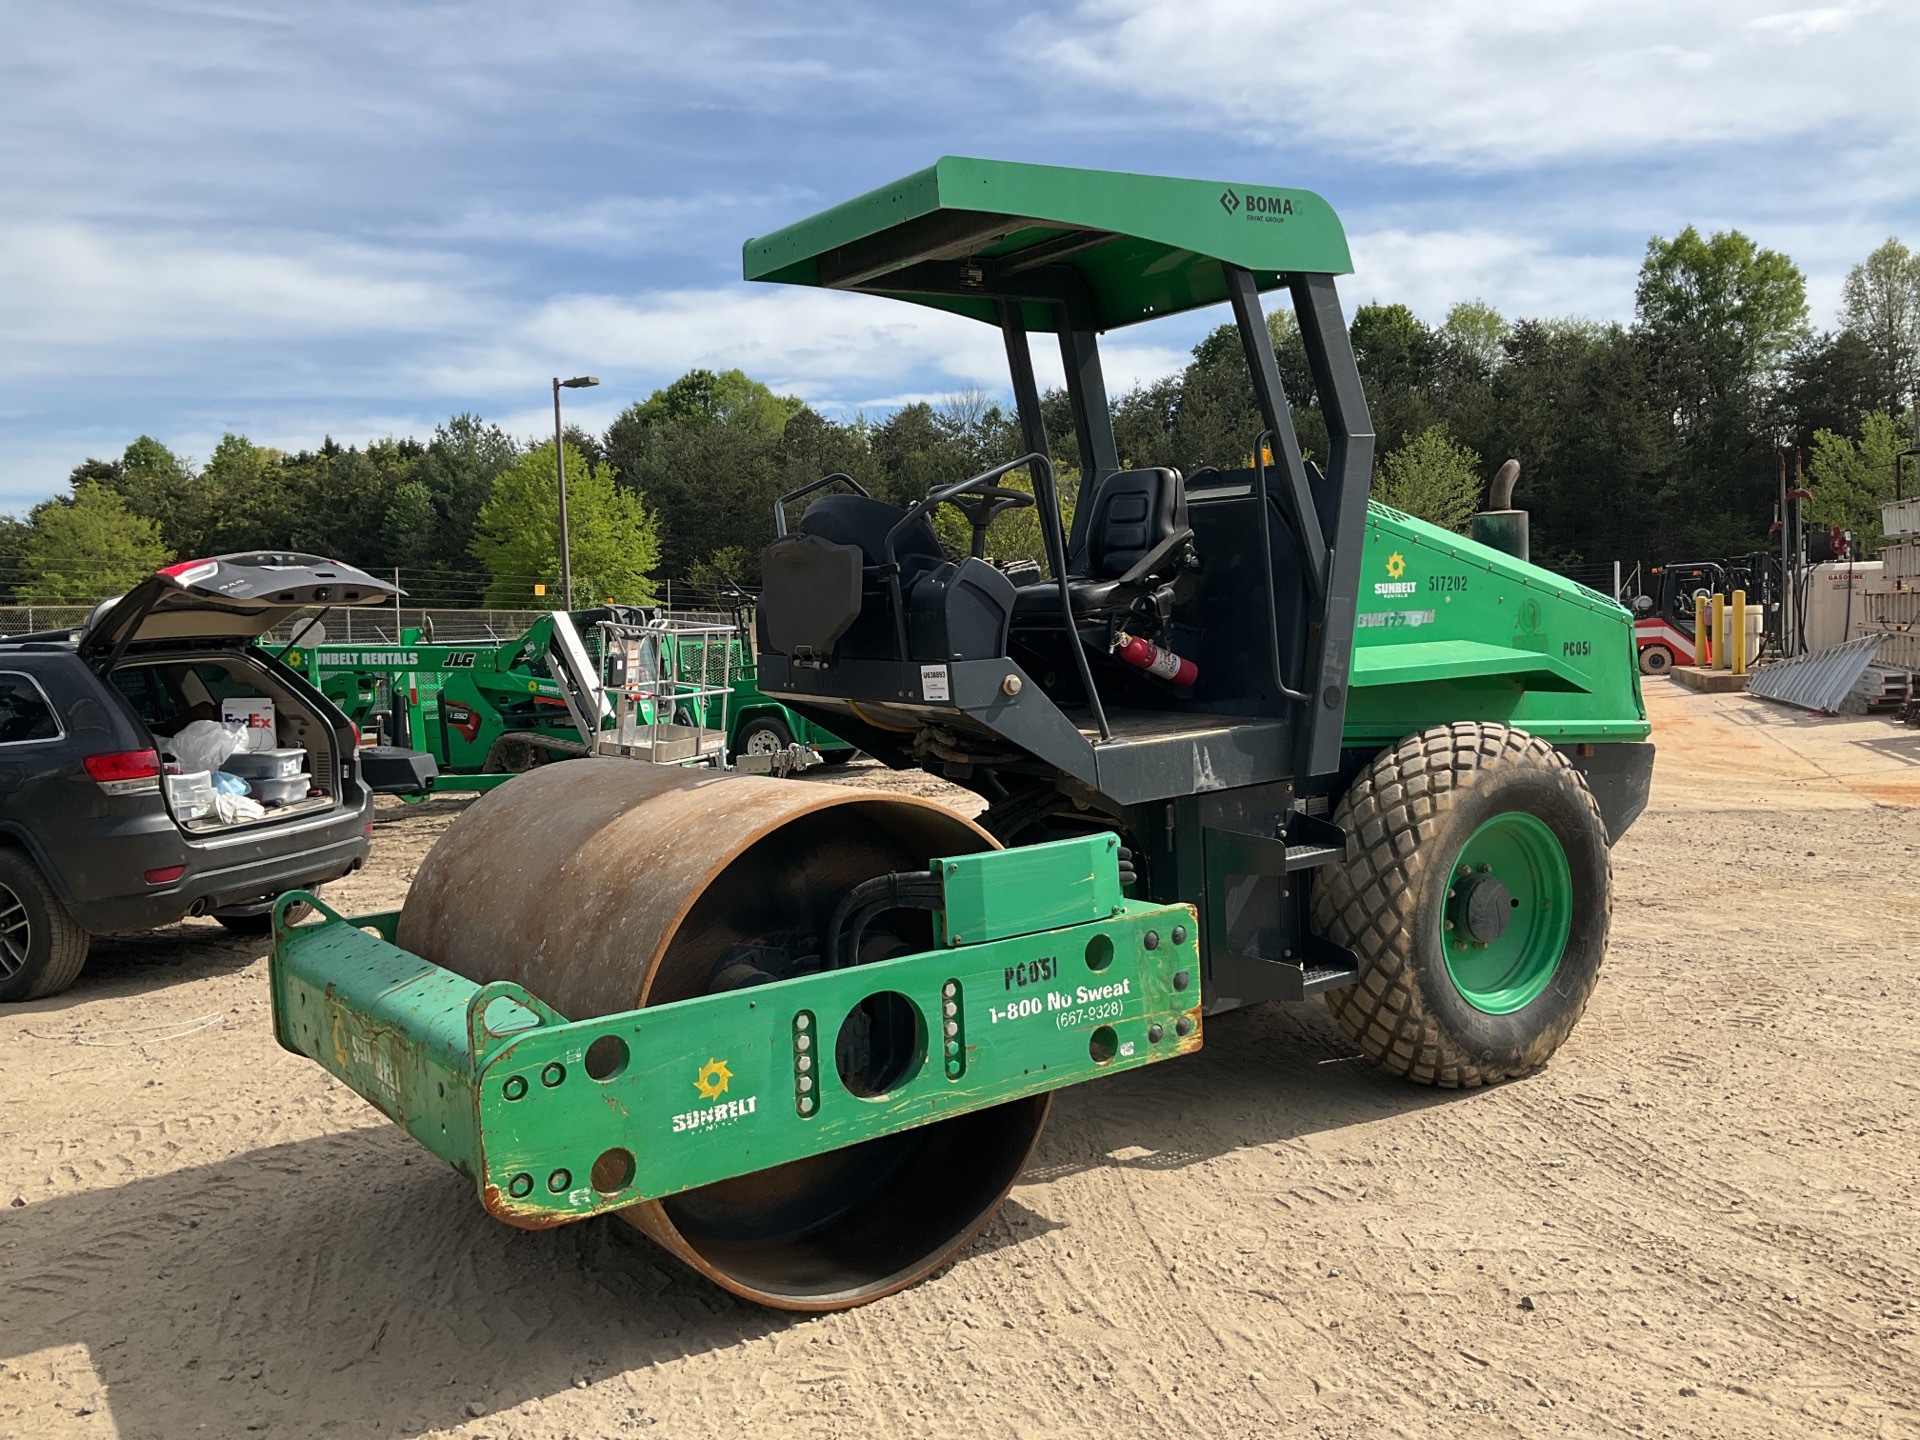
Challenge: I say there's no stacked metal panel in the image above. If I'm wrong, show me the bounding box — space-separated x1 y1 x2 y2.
1746 634 1885 714
1864 500 1920 671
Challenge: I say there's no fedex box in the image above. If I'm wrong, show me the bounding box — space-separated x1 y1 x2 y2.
222 697 277 751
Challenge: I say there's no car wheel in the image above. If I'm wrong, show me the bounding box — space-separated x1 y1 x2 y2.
0 848 91 1003
1639 644 1674 676
735 716 793 762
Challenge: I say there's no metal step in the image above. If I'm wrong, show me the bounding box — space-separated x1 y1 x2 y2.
1282 842 1343 870
1292 957 1361 999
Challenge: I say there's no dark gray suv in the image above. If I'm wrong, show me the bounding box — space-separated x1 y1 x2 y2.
0 553 407 1001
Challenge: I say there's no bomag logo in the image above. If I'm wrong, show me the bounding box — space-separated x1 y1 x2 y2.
1385 552 1407 579
695 1057 732 1100
1221 190 1295 221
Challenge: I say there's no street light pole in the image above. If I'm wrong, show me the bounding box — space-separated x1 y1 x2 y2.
551 375 600 611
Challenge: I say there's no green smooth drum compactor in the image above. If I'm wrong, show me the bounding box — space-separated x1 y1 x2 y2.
269 159 1654 1311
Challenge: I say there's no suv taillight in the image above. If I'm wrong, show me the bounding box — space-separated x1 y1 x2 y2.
84 748 162 795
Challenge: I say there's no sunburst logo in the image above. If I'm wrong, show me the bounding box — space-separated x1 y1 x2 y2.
694 1057 732 1100
1385 552 1407 579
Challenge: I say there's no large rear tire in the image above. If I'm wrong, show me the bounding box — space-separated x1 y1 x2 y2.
1312 723 1610 1088
0 848 90 1003
1639 644 1674 676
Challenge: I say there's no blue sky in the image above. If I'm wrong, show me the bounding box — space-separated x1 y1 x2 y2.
3 0 1915 514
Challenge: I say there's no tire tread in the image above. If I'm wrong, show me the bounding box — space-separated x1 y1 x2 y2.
0 850 90 1001
1314 723 1611 1088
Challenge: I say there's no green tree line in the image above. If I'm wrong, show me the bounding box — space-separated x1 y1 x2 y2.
6 233 1916 608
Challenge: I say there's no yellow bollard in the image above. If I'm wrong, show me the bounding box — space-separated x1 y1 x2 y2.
1731 589 1748 675
1711 592 1728 670
1694 593 1710 667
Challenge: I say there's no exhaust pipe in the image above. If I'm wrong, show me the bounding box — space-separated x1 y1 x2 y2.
1471 458 1529 563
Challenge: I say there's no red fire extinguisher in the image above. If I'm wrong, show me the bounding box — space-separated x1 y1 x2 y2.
1114 632 1198 687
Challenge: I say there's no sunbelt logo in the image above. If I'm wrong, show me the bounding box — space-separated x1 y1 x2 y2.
1374 549 1416 597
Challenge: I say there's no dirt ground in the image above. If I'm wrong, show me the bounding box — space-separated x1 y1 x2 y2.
4 683 1918 1440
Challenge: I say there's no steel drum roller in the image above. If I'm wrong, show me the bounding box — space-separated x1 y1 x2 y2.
397 760 1050 1309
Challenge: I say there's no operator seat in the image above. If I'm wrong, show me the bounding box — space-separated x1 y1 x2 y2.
758 493 946 661
1011 466 1194 623
797 493 945 577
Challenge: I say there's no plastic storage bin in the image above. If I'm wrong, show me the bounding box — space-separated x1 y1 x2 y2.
250 773 314 806
221 748 307 781
164 770 215 820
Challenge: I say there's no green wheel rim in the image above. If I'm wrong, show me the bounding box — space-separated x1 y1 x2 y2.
1439 812 1572 1015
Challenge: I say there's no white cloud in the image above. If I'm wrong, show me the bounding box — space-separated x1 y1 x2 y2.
424 286 1204 418
424 285 1018 405
1345 229 1640 325
412 185 823 257
3 0 1912 518
1085 341 1191 395
1026 0 1919 167
0 223 475 364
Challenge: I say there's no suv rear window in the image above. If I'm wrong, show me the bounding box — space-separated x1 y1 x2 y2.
112 661 272 736
0 674 58 744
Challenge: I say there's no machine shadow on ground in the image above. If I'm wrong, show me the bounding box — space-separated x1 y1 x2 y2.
0 997 1471 1439
1015 995 1461 1189
15 926 266 1016
1 1125 795 1438
13 792 459 1017
1845 731 1920 763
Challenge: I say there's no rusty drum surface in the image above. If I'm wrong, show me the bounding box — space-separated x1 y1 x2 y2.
397 760 1050 1309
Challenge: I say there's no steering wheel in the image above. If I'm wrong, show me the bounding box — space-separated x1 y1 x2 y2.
941 484 1036 558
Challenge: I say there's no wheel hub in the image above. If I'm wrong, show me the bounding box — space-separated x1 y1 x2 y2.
1448 871 1514 945
1439 812 1573 1016
0 883 29 979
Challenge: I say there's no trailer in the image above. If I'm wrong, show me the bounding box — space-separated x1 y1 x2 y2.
283 606 854 787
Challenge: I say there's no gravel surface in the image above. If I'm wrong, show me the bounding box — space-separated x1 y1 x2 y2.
3 683 1917 1439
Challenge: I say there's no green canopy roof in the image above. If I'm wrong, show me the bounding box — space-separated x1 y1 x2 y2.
742 156 1351 333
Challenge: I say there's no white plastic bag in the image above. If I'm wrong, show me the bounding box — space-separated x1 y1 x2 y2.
166 719 248 775
213 791 267 825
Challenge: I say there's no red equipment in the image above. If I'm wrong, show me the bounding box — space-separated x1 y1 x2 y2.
1114 632 1198 687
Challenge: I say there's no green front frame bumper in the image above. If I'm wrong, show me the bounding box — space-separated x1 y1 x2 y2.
269 842 1201 1229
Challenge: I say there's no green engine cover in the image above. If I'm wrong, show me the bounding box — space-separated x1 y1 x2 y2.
1344 504 1650 746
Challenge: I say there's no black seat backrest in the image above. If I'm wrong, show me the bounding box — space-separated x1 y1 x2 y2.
799 493 943 572
766 492 948 662
1079 468 1186 580
759 533 863 658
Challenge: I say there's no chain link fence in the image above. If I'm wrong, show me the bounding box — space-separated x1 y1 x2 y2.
0 604 566 643
0 606 92 636
0 603 745 645
261 608 552 644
